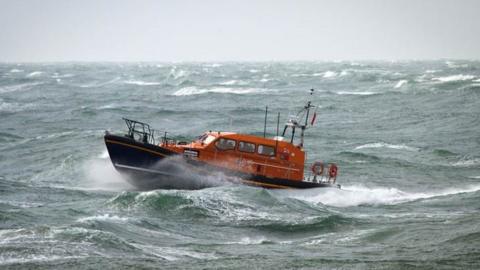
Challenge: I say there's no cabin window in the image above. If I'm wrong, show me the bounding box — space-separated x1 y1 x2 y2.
238 141 255 153
202 135 216 145
257 145 275 156
215 138 236 150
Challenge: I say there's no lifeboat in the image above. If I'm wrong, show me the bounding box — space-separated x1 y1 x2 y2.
104 90 340 190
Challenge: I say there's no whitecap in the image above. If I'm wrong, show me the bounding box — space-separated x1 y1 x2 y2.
77 214 129 223
98 104 117 109
288 184 480 207
204 63 222 68
425 70 438 73
0 255 84 265
394 80 408 88
355 142 418 151
323 71 337 78
51 73 74 79
229 236 268 245
26 71 44 77
0 99 34 113
432 74 475 82
132 244 217 261
0 82 42 93
123 80 162 86
168 68 187 79
291 73 309 77
172 86 271 96
9 69 23 73
451 157 480 167
446 61 468 68
249 69 260 73
219 80 247 86
336 91 376 96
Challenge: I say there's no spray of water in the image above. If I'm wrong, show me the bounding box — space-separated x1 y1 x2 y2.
81 149 133 191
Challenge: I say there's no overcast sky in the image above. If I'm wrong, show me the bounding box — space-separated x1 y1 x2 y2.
0 0 479 62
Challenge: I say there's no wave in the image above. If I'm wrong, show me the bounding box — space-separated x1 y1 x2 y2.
288 184 480 207
218 80 248 86
339 151 381 162
432 74 475 82
51 73 74 79
355 142 418 151
394 80 408 88
172 86 271 96
0 82 42 93
123 80 162 86
78 77 121 88
9 69 23 73
0 99 35 113
77 214 129 223
432 149 457 157
323 71 337 78
336 91 377 96
26 71 44 77
451 157 480 167
204 63 223 68
445 61 469 69
168 68 187 79
291 73 324 78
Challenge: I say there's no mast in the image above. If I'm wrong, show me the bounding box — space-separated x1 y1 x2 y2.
282 89 316 148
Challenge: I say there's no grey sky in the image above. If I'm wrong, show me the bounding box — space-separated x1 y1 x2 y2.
1 0 479 62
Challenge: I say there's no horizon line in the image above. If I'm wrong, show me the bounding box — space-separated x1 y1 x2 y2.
1 58 479 64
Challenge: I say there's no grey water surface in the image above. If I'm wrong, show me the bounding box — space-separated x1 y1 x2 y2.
1 61 479 269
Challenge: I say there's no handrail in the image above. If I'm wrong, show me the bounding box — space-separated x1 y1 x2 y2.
122 118 179 146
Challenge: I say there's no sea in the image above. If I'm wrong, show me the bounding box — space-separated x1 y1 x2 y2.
0 61 479 269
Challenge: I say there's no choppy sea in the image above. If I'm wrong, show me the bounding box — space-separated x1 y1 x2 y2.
1 61 479 269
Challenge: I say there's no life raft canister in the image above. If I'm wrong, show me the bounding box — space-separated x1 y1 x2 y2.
311 161 324 175
328 163 338 178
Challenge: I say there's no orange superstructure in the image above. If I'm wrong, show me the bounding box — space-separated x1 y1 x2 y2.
162 131 306 181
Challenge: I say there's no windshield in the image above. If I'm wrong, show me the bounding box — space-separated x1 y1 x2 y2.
197 134 216 145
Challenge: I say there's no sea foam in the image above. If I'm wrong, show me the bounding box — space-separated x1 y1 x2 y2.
432 74 475 82
288 184 480 207
172 86 270 96
394 80 408 88
123 80 162 86
355 142 418 151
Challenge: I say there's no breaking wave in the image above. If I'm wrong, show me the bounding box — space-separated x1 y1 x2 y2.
26 71 44 77
432 74 475 82
218 80 248 86
336 91 377 96
0 82 43 93
355 142 419 151
172 86 271 96
451 157 480 167
287 184 480 207
394 80 408 88
123 80 162 86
